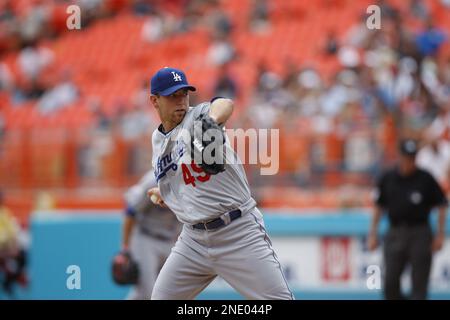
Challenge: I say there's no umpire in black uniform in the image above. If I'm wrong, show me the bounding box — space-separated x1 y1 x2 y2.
367 139 448 299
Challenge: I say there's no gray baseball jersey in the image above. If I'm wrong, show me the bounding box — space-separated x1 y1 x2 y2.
150 101 294 300
152 102 256 224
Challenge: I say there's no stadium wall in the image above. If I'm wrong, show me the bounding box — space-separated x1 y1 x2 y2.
9 210 450 300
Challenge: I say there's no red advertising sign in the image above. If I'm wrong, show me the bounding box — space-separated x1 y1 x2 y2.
321 237 351 281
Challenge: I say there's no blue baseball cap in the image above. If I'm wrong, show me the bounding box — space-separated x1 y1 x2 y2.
150 67 196 96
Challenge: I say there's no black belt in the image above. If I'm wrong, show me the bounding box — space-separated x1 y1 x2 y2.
192 209 242 230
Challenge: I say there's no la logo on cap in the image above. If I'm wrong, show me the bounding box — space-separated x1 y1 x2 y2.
172 72 182 82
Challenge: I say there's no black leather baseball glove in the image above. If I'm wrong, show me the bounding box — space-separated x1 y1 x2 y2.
111 250 139 285
191 113 226 175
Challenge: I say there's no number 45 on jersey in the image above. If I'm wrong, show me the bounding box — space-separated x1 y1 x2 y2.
181 161 210 187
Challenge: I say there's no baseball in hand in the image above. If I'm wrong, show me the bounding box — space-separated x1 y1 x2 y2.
150 194 159 204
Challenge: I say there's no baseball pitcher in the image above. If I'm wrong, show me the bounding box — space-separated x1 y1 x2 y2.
147 67 294 300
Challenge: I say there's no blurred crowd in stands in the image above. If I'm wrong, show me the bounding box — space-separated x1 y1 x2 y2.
0 0 449 192
241 0 450 187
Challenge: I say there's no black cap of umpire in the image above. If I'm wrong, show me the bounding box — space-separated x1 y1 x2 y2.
399 139 419 157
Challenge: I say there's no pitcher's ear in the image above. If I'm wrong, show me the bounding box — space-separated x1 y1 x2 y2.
150 94 159 108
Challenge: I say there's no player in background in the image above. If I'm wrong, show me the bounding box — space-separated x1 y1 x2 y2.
119 170 181 299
